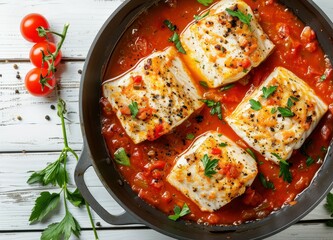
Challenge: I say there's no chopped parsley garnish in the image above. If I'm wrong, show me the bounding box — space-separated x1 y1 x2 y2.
226 8 252 28
114 148 131 166
290 96 300 102
168 203 191 221
169 32 186 54
258 173 275 189
325 193 333 227
320 74 327 82
277 107 294 117
220 83 235 91
186 133 195 140
201 154 219 178
129 100 139 118
219 142 228 147
271 107 277 114
163 19 176 31
306 156 315 166
272 153 292 183
321 146 328 152
197 0 213 6
164 19 186 54
194 10 210 21
287 98 293 108
249 99 262 111
200 99 223 120
246 148 257 161
262 86 277 99
199 81 208 88
300 140 315 167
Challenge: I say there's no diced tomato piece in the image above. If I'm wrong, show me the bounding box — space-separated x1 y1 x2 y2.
133 75 143 83
119 105 131 115
211 147 222 155
154 123 164 139
161 191 172 204
220 163 241 179
300 26 316 43
240 58 251 69
277 23 290 39
242 188 262 207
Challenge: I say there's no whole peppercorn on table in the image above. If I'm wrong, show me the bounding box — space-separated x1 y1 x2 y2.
0 0 333 239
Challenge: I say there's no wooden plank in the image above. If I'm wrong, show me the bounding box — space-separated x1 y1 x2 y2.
0 223 332 240
1 152 332 231
0 0 125 60
0 0 332 60
0 62 83 152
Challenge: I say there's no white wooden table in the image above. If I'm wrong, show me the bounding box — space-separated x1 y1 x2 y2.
1 0 333 239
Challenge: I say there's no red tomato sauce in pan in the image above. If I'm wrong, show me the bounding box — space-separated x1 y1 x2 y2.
100 0 333 225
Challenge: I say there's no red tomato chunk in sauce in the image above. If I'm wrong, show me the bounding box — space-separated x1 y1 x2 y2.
101 0 333 225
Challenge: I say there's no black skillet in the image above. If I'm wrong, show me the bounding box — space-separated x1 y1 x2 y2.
75 1 333 239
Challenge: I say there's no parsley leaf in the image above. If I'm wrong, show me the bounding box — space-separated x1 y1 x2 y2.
66 188 85 207
258 173 275 189
186 133 195 140
249 99 262 111
201 154 219 178
29 192 60 224
168 203 191 221
200 99 223 120
114 147 131 166
272 153 292 183
262 86 277 99
129 100 139 118
271 107 277 114
278 107 294 117
306 156 315 166
199 81 208 88
219 142 228 147
41 211 81 240
197 0 213 6
320 74 327 82
164 19 186 54
194 10 210 21
163 19 176 31
169 32 186 54
226 8 252 28
220 83 235 92
246 148 257 161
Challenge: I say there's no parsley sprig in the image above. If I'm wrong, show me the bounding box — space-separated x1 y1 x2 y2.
201 154 219 178
168 203 191 221
200 99 223 120
262 86 277 99
272 153 292 183
27 99 99 240
226 8 252 28
163 19 186 54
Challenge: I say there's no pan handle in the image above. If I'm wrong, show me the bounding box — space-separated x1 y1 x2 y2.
74 145 140 225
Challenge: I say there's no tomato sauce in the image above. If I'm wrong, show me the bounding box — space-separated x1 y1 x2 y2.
101 0 333 225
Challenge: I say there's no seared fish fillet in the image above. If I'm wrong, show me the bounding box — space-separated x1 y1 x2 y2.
226 67 328 164
167 131 258 212
181 0 275 88
103 47 203 144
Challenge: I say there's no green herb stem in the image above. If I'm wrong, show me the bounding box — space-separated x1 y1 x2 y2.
57 99 99 239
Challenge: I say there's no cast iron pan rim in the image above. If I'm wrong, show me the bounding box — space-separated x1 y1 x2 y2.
78 0 333 239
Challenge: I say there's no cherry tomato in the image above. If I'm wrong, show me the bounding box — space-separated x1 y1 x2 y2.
20 13 50 42
29 41 62 68
25 68 56 97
